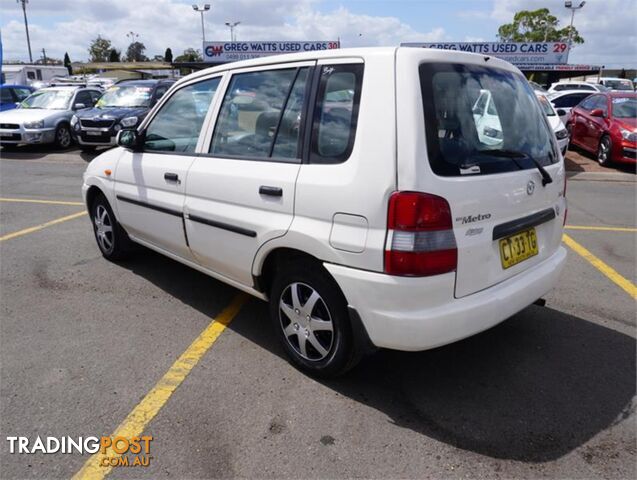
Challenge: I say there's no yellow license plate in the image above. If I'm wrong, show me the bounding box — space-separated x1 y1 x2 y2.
499 228 538 269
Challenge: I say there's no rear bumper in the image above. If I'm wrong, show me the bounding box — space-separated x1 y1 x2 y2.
325 246 567 351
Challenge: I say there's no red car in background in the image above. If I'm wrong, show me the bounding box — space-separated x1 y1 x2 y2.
567 92 637 166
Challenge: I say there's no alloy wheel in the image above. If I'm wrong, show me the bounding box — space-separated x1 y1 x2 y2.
279 282 334 361
94 205 114 253
57 126 71 148
598 137 610 165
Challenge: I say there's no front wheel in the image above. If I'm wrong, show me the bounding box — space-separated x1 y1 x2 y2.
90 193 132 261
269 263 358 377
597 135 612 166
54 123 72 149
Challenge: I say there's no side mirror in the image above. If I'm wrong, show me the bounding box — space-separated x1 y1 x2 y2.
556 109 567 117
116 129 143 151
73 103 86 110
590 108 604 118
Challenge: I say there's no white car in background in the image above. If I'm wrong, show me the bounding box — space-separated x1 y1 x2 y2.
472 89 503 146
0 86 101 149
536 94 569 155
547 90 594 123
548 81 608 93
598 77 635 92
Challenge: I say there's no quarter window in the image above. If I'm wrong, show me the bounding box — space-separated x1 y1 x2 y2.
210 67 308 161
143 77 220 153
310 64 364 164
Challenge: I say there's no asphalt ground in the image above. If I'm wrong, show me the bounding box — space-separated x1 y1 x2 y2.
0 145 635 479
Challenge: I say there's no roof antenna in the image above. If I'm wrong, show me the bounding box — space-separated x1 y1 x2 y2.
484 56 490 62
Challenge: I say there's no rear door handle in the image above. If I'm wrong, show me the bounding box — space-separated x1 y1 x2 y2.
259 185 283 197
164 172 180 183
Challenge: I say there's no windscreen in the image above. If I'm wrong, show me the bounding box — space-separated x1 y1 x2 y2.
611 97 637 118
96 85 153 108
20 90 73 110
420 63 558 176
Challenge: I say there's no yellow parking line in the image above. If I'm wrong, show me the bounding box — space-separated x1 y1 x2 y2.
565 225 637 233
562 234 637 299
0 211 87 242
0 197 84 206
73 293 249 480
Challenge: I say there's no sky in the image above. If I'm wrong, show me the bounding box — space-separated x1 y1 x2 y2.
1 0 635 67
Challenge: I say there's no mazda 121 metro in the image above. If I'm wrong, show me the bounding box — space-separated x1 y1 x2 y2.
82 47 567 377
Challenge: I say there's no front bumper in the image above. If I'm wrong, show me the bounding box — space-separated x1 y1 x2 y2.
615 141 637 164
0 125 55 145
557 136 569 155
324 246 567 351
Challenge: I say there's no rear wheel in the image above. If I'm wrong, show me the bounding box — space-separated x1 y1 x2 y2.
269 263 358 377
597 135 612 166
54 123 72 149
90 193 132 261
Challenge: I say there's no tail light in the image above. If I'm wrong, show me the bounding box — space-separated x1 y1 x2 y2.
385 192 457 276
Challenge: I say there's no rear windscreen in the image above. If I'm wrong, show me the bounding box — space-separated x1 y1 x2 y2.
419 63 558 176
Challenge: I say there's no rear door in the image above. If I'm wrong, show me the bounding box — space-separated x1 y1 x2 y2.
398 52 566 298
183 61 314 286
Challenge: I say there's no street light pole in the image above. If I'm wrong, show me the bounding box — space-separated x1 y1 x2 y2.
17 0 33 63
225 21 240 41
192 4 211 44
564 1 586 55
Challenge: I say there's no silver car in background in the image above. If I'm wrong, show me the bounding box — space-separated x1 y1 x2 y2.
0 86 101 149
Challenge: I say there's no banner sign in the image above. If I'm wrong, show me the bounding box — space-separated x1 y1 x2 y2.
203 41 340 62
401 42 570 65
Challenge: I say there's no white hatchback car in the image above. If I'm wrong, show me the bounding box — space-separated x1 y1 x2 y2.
82 47 567 376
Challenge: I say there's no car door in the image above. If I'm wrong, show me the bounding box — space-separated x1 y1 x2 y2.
570 94 597 149
184 61 314 286
113 76 222 260
585 95 609 150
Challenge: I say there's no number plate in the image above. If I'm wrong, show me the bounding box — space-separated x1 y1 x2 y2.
499 228 538 269
86 131 102 136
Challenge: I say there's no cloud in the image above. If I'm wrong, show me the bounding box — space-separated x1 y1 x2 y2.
1 0 446 62
490 0 637 66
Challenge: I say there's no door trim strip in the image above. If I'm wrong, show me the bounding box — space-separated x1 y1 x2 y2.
187 214 257 238
116 195 183 218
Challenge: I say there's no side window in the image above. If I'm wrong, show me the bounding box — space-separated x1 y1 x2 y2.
153 85 169 103
1 89 14 103
89 91 102 105
14 88 32 101
36 70 42 81
578 95 597 110
210 67 308 161
310 63 364 164
593 95 608 115
74 91 93 108
144 77 220 153
553 93 588 108
27 71 36 80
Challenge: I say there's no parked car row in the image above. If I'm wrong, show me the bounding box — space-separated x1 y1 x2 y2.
0 80 174 150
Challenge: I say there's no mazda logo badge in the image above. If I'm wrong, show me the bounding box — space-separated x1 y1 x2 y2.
527 181 535 195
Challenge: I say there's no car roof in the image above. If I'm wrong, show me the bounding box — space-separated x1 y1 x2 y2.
115 79 175 87
548 89 595 97
608 91 637 98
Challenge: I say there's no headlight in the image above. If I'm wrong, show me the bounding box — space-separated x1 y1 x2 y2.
24 120 44 129
120 116 138 128
620 128 637 142
555 128 569 139
70 115 78 127
484 126 503 139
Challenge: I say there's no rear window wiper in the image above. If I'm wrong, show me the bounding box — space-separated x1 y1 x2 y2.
474 149 553 187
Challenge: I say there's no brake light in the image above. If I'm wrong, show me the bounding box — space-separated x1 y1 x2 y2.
385 192 457 276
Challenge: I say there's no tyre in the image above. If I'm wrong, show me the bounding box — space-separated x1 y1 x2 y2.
269 262 359 377
597 135 612 166
90 193 132 261
80 145 97 153
54 123 72 149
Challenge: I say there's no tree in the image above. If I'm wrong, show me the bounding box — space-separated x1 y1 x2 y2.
108 49 121 62
88 35 113 62
164 47 173 63
64 52 73 75
174 48 202 63
497 8 584 45
125 41 148 62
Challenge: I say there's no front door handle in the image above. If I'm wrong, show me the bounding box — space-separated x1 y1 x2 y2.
259 185 283 197
164 172 180 183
